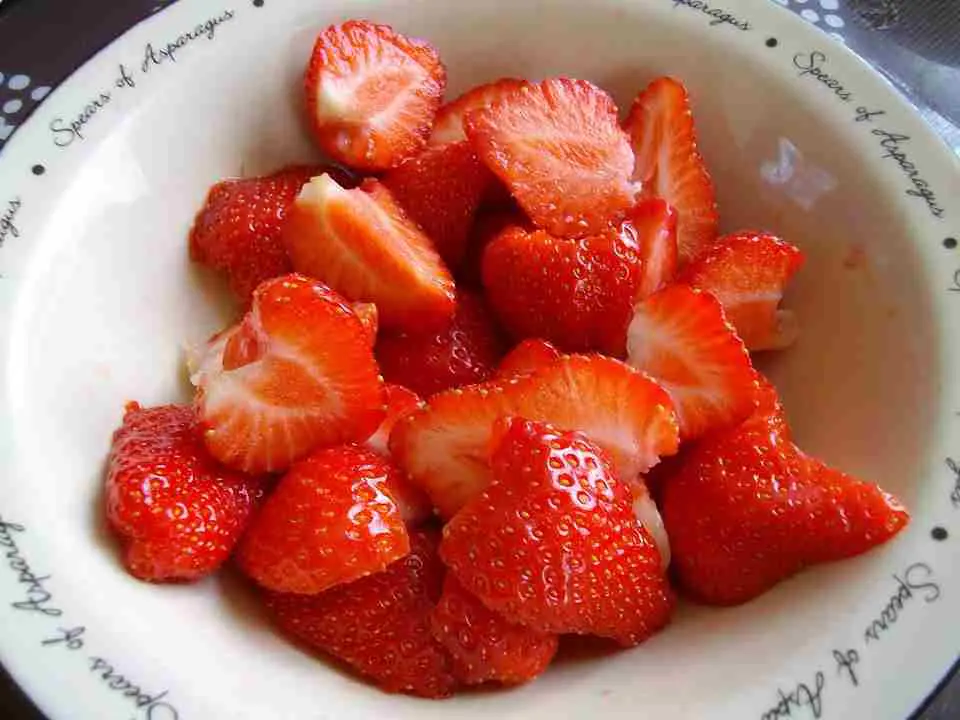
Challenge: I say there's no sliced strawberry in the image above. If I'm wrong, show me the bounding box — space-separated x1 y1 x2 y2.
105 403 263 582
191 274 385 474
375 291 506 397
264 528 456 698
495 339 562 380
677 232 805 350
661 415 909 605
282 174 456 332
189 165 336 304
391 354 679 518
624 476 671 570
624 77 718 264
482 224 641 355
352 301 379 345
626 284 758 441
441 418 674 645
429 78 525 147
431 574 558 686
626 198 679 299
382 141 492 269
303 21 446 171
238 445 410 594
465 78 638 238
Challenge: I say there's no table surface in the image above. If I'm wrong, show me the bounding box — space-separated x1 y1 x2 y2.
0 0 958 717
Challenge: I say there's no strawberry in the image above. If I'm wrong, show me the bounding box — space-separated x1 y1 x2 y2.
495 338 562 380
282 174 456 332
429 79 525 147
441 418 674 645
747 373 792 438
264 528 456 698
189 165 338 304
383 141 492 269
660 415 909 605
303 21 446 171
626 284 758 441
191 274 385 474
458 207 528 289
465 78 638 238
351 301 379 345
677 232 805 351
238 445 410 594
376 291 505 397
625 476 671 570
391 354 679 518
105 403 262 582
624 77 718 264
430 574 558 685
626 198 679 299
482 224 641 355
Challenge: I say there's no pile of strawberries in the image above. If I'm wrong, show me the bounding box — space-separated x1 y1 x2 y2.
104 20 909 698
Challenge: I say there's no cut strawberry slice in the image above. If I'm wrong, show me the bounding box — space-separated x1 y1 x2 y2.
282 174 456 332
626 284 758 441
626 198 679 300
625 77 718 264
465 78 638 239
391 354 679 517
351 301 379 345
191 274 386 474
429 78 525 147
383 141 492 269
677 232 805 351
495 339 562 380
366 383 423 457
304 20 446 171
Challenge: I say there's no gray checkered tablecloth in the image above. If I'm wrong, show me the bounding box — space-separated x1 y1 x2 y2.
0 0 957 718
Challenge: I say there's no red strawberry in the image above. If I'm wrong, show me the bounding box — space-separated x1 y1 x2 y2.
677 232 805 350
627 284 758 441
392 354 679 518
351 301 379 345
624 77 718 264
105 403 262 582
189 165 336 304
441 418 674 645
465 78 638 238
661 415 909 605
482 224 641 355
429 79 525 147
264 528 456 698
747 373 792 438
376 291 505 397
624 476 671 570
430 574 558 685
191 274 385 474
238 445 410 594
626 198 679 299
383 141 492 269
303 21 446 171
458 208 528 289
282 174 456 332
495 338 562 380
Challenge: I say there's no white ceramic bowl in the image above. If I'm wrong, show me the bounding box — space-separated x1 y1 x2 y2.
0 1 958 718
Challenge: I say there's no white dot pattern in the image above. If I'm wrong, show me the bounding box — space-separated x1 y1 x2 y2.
776 0 847 36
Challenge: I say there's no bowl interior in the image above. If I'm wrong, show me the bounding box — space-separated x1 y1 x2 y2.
1 0 945 717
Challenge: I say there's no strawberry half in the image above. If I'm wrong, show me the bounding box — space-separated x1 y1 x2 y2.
383 141 492 269
495 338 562 380
626 198 679 300
303 20 446 171
626 284 758 441
661 415 909 605
375 291 506 397
191 274 385 474
465 78 638 238
282 174 456 332
431 574 558 686
482 224 641 355
189 165 337 304
677 232 805 351
625 476 671 570
429 79 525 147
238 445 410 594
264 528 456 698
441 418 674 645
391 354 679 518
624 77 718 264
105 403 262 582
